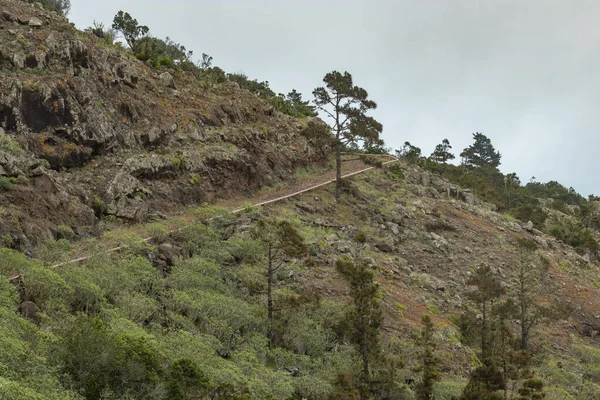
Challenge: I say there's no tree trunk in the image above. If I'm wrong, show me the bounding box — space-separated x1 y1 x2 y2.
519 267 528 351
503 359 508 400
481 301 487 360
521 325 528 351
267 244 273 349
335 139 342 201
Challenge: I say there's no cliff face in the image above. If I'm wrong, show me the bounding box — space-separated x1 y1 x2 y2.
0 0 327 247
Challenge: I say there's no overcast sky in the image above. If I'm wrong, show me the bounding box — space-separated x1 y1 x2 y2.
70 0 600 196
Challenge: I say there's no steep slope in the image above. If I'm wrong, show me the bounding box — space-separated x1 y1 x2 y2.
2 160 600 399
0 0 327 248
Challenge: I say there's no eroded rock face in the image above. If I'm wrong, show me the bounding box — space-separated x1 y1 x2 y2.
106 172 151 221
0 0 329 237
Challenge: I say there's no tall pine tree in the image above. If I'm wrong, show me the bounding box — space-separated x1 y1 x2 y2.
313 71 383 200
336 257 383 398
252 219 306 349
414 315 441 400
460 132 502 168
461 266 506 400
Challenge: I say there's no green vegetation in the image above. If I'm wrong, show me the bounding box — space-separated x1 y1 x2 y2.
400 132 600 258
0 177 12 192
228 73 316 117
430 138 455 164
23 0 70 15
0 131 24 156
414 315 441 399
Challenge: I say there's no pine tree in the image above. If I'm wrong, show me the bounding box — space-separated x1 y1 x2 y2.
112 11 149 51
252 219 306 349
336 257 383 398
460 132 502 168
287 89 317 117
514 238 557 351
397 141 422 163
313 71 383 200
414 315 441 400
504 173 521 211
461 266 507 400
430 138 455 163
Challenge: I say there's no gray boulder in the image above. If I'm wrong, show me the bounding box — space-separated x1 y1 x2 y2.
28 17 42 27
159 72 176 89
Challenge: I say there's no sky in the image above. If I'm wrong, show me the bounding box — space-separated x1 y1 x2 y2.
70 0 600 196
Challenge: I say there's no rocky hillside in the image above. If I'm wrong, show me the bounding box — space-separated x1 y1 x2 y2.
0 0 327 249
2 2 600 400
2 159 600 399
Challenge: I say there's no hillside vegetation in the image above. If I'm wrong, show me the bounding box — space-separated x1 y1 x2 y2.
1 1 600 400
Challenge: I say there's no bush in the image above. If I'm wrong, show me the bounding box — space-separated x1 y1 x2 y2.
387 163 404 179
24 0 70 16
0 177 12 192
85 21 116 44
361 155 384 168
549 222 598 255
91 194 107 217
0 131 24 156
352 231 367 243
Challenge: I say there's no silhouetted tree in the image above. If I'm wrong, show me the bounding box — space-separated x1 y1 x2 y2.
430 138 455 163
112 11 149 51
460 132 501 168
396 141 422 163
313 71 383 199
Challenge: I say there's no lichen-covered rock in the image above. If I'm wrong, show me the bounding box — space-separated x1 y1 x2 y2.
28 17 41 27
106 172 151 220
159 71 176 89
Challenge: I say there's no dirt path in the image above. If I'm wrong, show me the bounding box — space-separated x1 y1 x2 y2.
7 155 398 280
218 157 375 211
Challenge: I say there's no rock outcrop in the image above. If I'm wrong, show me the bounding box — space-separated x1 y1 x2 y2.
0 0 329 244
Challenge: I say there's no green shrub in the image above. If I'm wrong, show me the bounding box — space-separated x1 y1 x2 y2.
388 163 404 179
150 56 175 69
361 155 384 168
92 194 107 217
0 132 24 156
549 221 598 254
352 231 367 243
0 177 11 192
56 225 75 240
427 303 441 315
146 222 170 242
190 174 201 185
38 159 51 169
169 155 185 170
